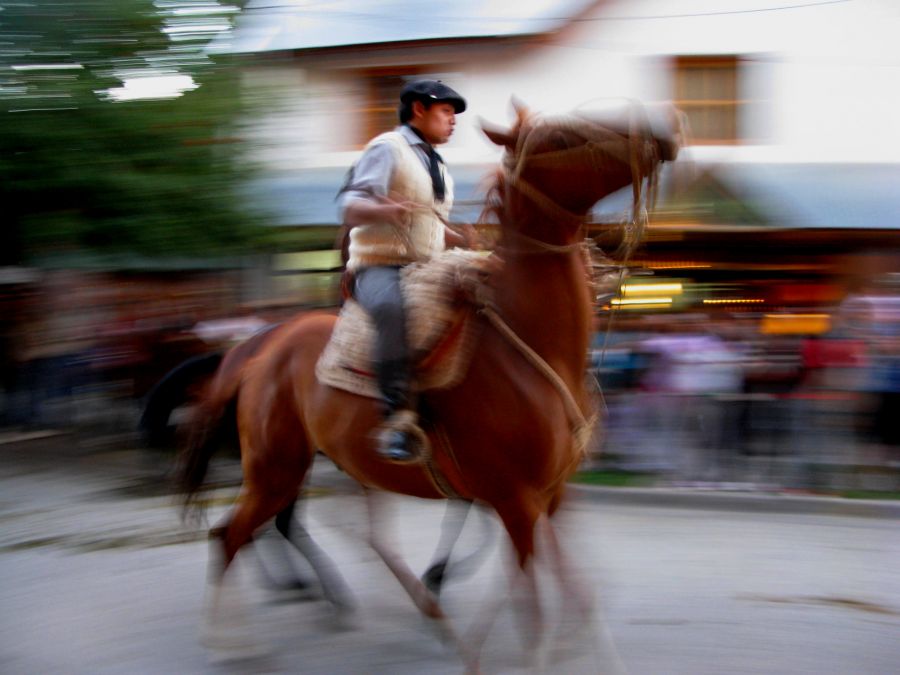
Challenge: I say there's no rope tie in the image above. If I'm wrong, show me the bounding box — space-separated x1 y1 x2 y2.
477 303 595 457
501 226 587 255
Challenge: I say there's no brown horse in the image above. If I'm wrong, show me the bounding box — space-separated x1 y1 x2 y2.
182 99 683 662
155 321 488 603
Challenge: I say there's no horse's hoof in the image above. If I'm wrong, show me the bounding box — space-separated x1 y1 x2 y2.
424 616 457 650
205 643 270 665
327 603 360 632
199 624 270 662
422 561 447 596
266 580 321 603
411 583 445 620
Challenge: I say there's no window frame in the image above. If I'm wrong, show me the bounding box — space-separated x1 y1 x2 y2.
672 55 741 146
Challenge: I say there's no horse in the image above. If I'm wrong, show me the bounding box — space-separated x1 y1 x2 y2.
181 98 683 666
143 322 492 600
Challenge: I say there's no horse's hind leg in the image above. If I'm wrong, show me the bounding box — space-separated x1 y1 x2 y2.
202 490 293 656
202 430 311 652
423 500 497 598
275 496 356 617
251 500 317 594
364 489 445 620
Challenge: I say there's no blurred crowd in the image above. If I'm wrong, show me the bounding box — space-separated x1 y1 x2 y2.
592 294 900 491
2 277 899 492
0 274 289 434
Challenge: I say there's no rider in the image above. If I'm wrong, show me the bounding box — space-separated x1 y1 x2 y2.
338 79 471 463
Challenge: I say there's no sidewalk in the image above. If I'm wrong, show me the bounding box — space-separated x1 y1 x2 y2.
2 427 898 519
567 483 900 518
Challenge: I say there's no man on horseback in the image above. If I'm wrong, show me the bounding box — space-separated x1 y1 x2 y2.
338 79 470 462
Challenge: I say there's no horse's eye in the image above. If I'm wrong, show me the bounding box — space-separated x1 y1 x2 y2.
548 131 569 151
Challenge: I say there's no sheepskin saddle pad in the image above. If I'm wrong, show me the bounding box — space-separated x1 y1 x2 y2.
315 249 492 399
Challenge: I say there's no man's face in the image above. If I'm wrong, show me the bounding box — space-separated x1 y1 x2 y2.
411 101 456 145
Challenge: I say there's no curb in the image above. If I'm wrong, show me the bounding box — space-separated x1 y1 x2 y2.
567 484 900 518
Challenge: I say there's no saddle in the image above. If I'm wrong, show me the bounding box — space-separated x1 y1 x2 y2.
315 249 494 399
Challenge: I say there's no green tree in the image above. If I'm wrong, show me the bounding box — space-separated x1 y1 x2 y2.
0 0 267 265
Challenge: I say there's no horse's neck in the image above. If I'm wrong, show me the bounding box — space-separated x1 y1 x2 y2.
493 243 593 382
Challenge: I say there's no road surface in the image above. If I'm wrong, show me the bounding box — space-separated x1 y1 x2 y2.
1 434 898 674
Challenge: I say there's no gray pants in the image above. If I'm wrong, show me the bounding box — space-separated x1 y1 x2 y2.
354 266 411 410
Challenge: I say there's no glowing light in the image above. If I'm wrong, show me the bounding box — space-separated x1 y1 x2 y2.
703 298 765 305
611 297 673 306
760 314 832 335
643 261 712 269
622 283 683 295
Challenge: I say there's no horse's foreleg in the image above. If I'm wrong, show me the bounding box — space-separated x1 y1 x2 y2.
541 513 593 622
542 509 627 675
463 498 543 667
422 499 471 595
424 501 497 596
364 489 474 666
364 489 445 619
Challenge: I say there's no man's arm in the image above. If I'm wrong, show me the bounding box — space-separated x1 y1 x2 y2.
338 142 413 229
343 197 414 229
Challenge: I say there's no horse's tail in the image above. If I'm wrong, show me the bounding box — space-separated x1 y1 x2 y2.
179 380 239 521
139 352 224 450
178 324 283 520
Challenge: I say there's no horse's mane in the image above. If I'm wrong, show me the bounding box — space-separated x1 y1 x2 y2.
477 168 507 227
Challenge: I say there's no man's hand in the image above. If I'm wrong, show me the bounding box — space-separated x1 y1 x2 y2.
343 195 416 229
444 223 479 249
375 196 416 228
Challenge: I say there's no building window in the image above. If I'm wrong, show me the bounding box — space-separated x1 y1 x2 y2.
359 70 422 145
673 55 739 145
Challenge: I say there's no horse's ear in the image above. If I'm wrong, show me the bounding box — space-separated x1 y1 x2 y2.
510 95 530 124
648 103 687 162
479 117 518 149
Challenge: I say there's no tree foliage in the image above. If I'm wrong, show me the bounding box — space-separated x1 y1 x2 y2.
0 0 268 265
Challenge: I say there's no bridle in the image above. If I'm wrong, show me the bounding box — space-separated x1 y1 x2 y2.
502 103 662 257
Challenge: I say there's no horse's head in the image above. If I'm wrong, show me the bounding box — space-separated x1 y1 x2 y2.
480 99 685 248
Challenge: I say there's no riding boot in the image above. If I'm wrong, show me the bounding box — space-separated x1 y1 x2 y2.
375 358 418 463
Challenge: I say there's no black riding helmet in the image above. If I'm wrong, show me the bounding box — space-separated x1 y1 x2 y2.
398 79 466 122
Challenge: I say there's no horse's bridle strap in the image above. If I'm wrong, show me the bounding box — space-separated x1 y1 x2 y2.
499 228 586 255
505 103 660 259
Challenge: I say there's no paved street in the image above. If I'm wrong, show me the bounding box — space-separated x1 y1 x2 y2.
1 434 898 674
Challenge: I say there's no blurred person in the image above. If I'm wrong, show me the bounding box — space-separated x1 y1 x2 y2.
799 309 869 454
0 290 20 427
847 293 900 463
7 289 80 428
640 317 745 483
336 79 472 463
872 328 900 458
781 305 870 489
738 332 804 483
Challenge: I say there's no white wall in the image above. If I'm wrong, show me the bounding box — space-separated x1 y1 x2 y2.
245 0 900 169
495 0 900 162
